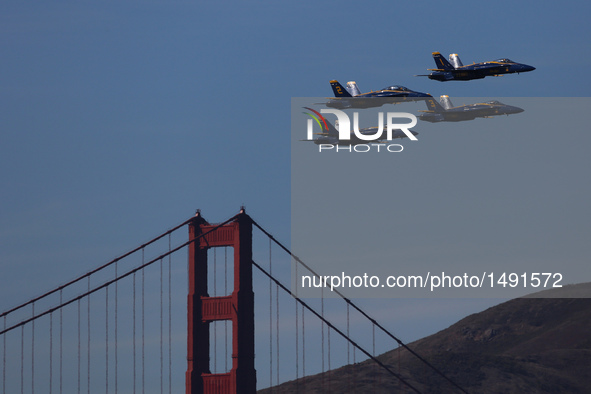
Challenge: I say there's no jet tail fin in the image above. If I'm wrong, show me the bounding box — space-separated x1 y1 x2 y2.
432 52 455 70
425 97 445 112
346 81 361 96
330 80 352 97
448 54 463 68
324 119 340 137
439 95 454 110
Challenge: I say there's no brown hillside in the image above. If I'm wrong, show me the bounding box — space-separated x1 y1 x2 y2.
261 283 591 393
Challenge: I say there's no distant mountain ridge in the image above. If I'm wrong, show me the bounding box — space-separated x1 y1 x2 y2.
261 283 591 393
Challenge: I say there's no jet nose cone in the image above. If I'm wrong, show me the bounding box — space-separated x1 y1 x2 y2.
522 64 536 72
509 106 524 114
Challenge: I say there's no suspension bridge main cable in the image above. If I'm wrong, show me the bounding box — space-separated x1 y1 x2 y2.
250 218 470 394
0 212 202 394
252 259 423 394
0 214 240 337
0 216 197 321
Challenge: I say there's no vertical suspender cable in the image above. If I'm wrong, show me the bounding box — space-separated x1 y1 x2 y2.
269 241 273 391
379 325 384 387
295 258 300 391
296 253 300 389
274 243 279 387
321 287 324 390
353 335 356 391
31 302 35 394
115 262 118 394
168 235 172 394
398 343 401 390
373 324 376 392
347 304 350 365
328 322 331 392
77 300 81 394
2 316 5 394
160 258 163 393
20 325 24 394
87 278 91 394
295 298 299 392
141 250 145 394
106 286 109 393
133 272 136 394
347 303 351 390
59 290 63 394
49 312 53 394
302 304 305 386
276 293 280 385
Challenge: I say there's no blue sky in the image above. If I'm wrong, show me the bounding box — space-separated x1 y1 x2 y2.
1 0 590 390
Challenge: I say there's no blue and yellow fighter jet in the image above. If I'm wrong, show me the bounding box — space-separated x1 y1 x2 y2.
326 80 432 109
418 95 524 122
420 52 535 81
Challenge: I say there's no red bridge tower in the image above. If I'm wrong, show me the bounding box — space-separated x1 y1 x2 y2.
186 209 256 394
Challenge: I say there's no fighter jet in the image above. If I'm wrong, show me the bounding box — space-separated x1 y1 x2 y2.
303 107 418 145
326 80 432 109
418 95 524 122
419 52 535 81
